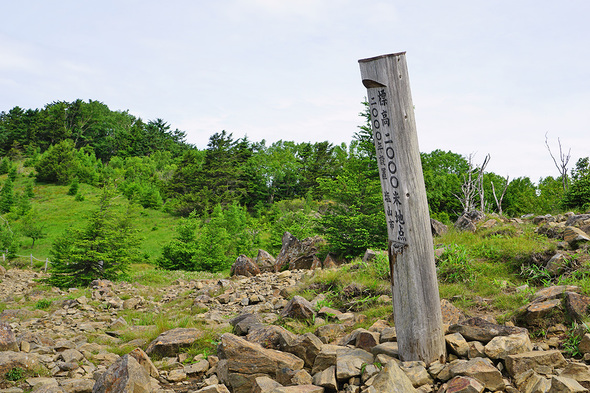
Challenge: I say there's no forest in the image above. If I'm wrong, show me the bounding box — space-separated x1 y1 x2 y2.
0 99 589 285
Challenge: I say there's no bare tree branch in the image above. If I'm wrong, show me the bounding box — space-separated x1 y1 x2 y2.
545 132 571 191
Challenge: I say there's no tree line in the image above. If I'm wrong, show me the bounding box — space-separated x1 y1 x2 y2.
0 99 588 285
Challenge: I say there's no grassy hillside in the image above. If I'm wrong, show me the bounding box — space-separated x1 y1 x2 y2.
4 168 180 268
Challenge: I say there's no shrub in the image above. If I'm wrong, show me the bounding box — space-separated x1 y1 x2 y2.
436 244 476 283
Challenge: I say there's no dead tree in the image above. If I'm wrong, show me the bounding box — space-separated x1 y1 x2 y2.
545 132 571 191
476 154 491 212
455 153 490 213
491 175 510 216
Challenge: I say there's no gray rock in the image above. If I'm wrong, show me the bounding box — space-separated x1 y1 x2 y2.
0 351 42 375
145 328 204 357
549 376 588 393
484 333 532 360
366 360 417 393
449 317 527 343
313 365 337 390
335 348 374 380
505 350 567 378
231 255 261 277
59 378 94 393
449 357 505 391
0 322 18 351
280 296 315 320
446 333 469 358
92 353 152 393
446 376 485 393
279 332 323 369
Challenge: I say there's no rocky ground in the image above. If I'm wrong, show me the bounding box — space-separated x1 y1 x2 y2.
1 213 590 393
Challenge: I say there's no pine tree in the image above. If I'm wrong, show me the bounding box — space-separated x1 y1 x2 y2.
0 178 15 213
47 186 139 288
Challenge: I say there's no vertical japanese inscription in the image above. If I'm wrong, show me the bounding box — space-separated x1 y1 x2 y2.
369 88 407 250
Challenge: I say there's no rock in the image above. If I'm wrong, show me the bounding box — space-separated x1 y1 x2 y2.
280 296 315 320
560 363 590 389
445 333 469 358
122 297 142 310
534 285 580 300
479 219 498 230
217 333 304 393
59 349 84 363
314 324 345 344
514 369 550 393
322 254 339 269
431 218 448 237
515 299 562 328
229 313 262 336
448 317 527 343
269 386 325 393
247 325 297 350
441 299 465 325
184 359 209 374
366 360 417 393
578 334 590 354
0 264 5 278
549 376 588 393
467 342 485 359
335 348 374 380
0 351 42 375
449 357 505 391
312 365 337 390
274 232 326 271
251 376 282 393
59 378 94 393
400 362 432 387
231 255 261 277
92 353 152 393
127 347 159 378
279 332 323 369
0 322 19 351
195 385 231 393
145 328 204 357
564 226 590 248
505 350 567 377
546 253 568 275
565 292 590 322
371 342 399 358
484 333 532 360
167 368 187 382
455 211 484 232
256 250 276 273
446 376 485 393
312 345 346 374
362 249 377 263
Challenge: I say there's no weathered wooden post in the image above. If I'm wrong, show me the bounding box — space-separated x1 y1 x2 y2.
359 52 446 363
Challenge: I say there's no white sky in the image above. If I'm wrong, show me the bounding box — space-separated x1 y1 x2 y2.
1 0 588 182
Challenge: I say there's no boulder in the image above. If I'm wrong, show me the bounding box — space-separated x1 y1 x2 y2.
92 353 152 393
280 296 315 320
366 360 417 393
546 253 568 275
483 333 532 360
335 348 374 380
549 376 588 393
229 313 263 336
127 347 159 378
0 322 19 351
441 299 466 325
564 226 590 248
445 333 469 358
279 332 323 369
560 363 590 389
448 317 527 343
514 369 550 393
217 333 304 393
565 292 590 322
312 365 337 391
247 325 297 350
256 249 276 273
455 211 484 232
145 328 204 357
449 357 505 391
0 351 42 375
446 376 485 393
505 350 567 377
274 232 326 271
431 218 448 237
231 255 261 277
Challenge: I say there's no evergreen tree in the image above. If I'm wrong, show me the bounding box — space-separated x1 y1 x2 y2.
47 186 139 288
0 178 15 213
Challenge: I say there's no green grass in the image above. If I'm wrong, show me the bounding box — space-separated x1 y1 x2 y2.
6 179 180 264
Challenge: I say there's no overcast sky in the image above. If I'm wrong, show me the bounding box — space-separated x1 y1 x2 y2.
1 0 588 182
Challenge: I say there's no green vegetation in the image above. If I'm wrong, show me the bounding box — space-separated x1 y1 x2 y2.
1 98 589 286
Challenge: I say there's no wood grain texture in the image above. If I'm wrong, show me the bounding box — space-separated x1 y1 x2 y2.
359 53 445 363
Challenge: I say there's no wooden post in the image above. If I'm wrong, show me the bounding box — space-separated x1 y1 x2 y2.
30 253 33 268
359 52 445 363
45 258 49 273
